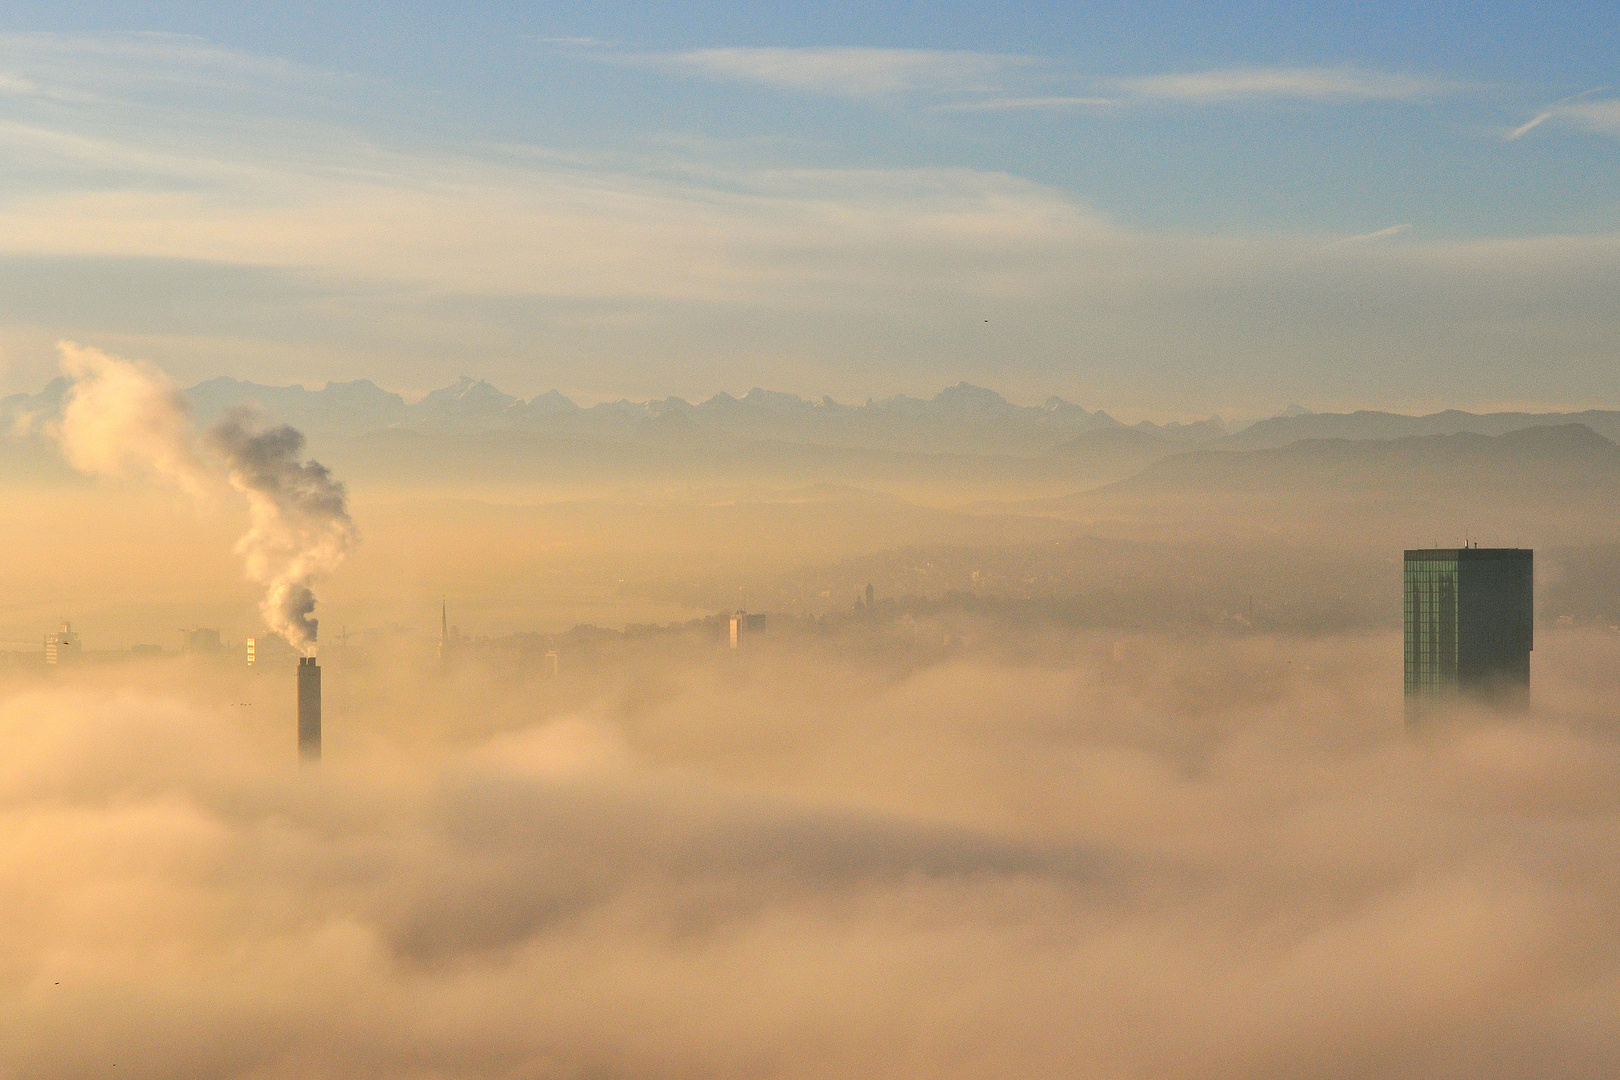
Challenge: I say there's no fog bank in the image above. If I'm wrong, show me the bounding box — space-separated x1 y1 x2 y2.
2 627 1617 1078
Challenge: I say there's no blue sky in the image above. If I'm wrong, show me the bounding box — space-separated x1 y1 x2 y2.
0 2 1615 416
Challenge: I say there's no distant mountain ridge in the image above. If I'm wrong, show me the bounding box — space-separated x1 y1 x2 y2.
7 377 1133 456
5 373 1619 461
1110 424 1620 498
1222 407 1620 448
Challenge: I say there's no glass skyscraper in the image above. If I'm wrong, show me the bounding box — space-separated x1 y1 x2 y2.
1404 548 1533 711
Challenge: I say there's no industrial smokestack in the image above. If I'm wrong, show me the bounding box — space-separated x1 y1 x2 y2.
297 656 321 762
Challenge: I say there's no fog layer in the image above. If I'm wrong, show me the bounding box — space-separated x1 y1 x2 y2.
2 627 1618 1078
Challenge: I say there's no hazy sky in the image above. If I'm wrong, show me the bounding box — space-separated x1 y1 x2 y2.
0 2 1616 415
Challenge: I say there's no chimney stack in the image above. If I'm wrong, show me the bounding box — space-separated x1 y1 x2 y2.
297 656 321 761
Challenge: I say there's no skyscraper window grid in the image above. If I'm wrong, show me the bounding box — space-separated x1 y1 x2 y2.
1404 554 1460 700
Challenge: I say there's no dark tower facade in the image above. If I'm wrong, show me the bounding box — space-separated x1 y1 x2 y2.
1404 548 1533 712
297 656 322 761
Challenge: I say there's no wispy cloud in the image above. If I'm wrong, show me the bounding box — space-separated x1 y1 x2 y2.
1506 111 1557 140
578 46 1467 115
1506 90 1619 140
0 30 345 102
1563 98 1620 135
2 32 1618 406
0 71 38 95
1117 66 1459 102
643 47 1023 98
1323 223 1413 249
935 95 1116 113
536 36 613 48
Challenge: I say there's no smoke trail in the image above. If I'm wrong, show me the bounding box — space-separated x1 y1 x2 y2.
57 342 208 498
54 342 355 654
207 410 356 654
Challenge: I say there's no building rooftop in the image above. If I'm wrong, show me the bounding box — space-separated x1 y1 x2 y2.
1404 548 1532 561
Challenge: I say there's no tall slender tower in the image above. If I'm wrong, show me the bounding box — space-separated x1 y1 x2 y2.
438 599 455 671
298 655 322 761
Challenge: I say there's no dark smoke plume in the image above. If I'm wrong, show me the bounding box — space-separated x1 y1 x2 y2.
207 409 356 653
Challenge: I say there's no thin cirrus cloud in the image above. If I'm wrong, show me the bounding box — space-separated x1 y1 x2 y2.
623 47 1460 113
647 46 1023 97
4 32 1618 408
0 72 39 95
1563 98 1620 134
1506 91 1618 140
1115 66 1461 102
0 30 305 79
1322 223 1413 249
935 95 1117 113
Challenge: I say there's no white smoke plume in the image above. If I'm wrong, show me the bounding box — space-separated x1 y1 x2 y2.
54 341 354 653
57 341 208 498
208 410 356 654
